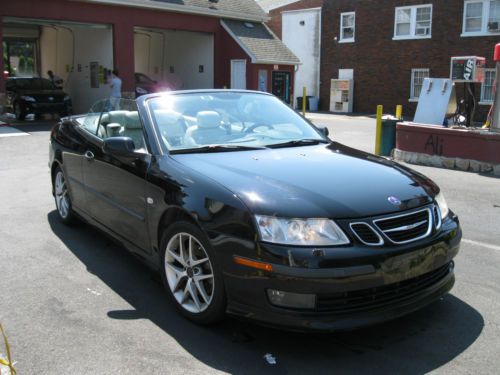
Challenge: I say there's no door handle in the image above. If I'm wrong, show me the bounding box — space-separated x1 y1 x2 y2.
85 151 95 160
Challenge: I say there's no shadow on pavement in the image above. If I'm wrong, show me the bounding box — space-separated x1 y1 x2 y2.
7 120 56 133
48 210 484 374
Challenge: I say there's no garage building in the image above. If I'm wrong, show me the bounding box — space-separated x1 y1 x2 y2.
1 0 299 113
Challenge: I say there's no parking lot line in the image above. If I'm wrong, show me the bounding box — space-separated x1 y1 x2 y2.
0 124 30 137
462 238 500 251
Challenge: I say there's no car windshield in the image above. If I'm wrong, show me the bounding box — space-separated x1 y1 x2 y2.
147 92 326 152
12 78 57 90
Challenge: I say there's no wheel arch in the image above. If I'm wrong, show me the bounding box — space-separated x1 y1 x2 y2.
50 155 63 195
156 206 200 251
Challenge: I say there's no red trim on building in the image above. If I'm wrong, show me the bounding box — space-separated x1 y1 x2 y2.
1 0 222 92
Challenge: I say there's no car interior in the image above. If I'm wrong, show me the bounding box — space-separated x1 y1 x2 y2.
98 110 146 150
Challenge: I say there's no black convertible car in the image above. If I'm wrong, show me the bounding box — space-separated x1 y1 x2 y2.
49 90 461 331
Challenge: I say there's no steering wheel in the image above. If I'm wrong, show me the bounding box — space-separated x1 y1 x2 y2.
244 123 274 133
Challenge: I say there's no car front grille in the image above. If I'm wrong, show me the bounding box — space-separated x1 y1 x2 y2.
349 222 383 245
35 95 64 103
349 206 435 246
374 208 432 244
315 262 452 313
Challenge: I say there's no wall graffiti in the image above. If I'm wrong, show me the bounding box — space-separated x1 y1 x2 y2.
424 134 444 156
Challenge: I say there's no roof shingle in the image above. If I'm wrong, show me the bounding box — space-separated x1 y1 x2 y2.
221 19 300 65
151 0 267 19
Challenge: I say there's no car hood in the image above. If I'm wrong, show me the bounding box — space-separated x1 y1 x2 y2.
17 89 66 97
170 143 437 219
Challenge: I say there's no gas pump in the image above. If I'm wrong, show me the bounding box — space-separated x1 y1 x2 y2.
489 44 500 132
449 56 485 127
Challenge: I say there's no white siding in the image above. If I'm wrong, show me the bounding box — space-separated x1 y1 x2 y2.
135 28 214 90
282 8 321 107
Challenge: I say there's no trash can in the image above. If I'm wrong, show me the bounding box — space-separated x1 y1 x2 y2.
296 96 313 110
380 115 399 156
308 97 319 112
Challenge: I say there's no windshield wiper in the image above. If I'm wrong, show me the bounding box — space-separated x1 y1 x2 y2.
266 139 329 149
170 144 267 154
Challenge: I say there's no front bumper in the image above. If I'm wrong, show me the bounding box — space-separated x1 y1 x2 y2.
24 102 69 114
218 213 461 331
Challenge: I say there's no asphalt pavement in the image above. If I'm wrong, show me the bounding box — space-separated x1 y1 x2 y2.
0 115 499 374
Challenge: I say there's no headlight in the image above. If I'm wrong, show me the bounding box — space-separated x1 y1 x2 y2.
20 95 36 102
64 95 71 101
435 192 449 219
255 215 350 246
136 87 148 95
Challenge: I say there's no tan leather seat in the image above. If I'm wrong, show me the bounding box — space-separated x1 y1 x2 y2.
184 111 226 146
155 109 187 147
119 111 145 149
99 111 129 138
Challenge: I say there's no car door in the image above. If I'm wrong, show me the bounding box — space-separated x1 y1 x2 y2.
81 99 151 252
56 102 105 214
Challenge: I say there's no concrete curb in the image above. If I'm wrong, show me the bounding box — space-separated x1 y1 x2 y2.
394 149 500 176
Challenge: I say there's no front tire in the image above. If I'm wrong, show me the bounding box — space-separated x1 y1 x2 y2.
160 221 226 324
53 165 76 225
14 102 26 121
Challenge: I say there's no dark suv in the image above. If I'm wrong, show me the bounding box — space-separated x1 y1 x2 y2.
6 77 72 120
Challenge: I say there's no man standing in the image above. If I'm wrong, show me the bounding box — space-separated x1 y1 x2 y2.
47 70 63 89
109 69 122 110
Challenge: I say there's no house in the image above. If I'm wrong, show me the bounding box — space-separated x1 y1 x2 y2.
1 0 299 113
320 0 499 120
259 0 323 108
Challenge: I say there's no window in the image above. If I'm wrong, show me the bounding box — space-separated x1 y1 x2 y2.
463 0 500 35
394 5 432 39
410 69 430 100
481 69 496 102
340 12 355 42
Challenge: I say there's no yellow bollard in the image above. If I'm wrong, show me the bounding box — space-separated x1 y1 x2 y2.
302 86 307 116
375 105 383 156
396 105 403 120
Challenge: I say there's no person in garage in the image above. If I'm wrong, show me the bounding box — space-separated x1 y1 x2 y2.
47 70 63 89
109 69 122 110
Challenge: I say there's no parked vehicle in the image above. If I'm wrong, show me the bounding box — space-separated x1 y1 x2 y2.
6 77 72 120
49 90 461 331
135 72 177 97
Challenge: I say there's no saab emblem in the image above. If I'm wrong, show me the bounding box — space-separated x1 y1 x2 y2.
48 96 54 101
388 196 401 205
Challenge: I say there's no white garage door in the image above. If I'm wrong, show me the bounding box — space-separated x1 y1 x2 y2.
231 60 246 90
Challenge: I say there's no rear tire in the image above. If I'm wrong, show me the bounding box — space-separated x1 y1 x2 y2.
53 165 76 225
159 221 226 324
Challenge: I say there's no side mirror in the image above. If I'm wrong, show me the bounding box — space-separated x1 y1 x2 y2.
317 126 329 137
102 137 136 156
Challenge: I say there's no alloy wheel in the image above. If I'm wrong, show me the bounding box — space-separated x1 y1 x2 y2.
165 232 215 313
55 170 70 219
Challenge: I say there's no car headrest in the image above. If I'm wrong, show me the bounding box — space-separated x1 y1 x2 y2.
155 109 181 126
106 123 121 137
196 111 221 129
125 111 142 129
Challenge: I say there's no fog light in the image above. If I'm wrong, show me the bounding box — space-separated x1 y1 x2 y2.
267 289 316 309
